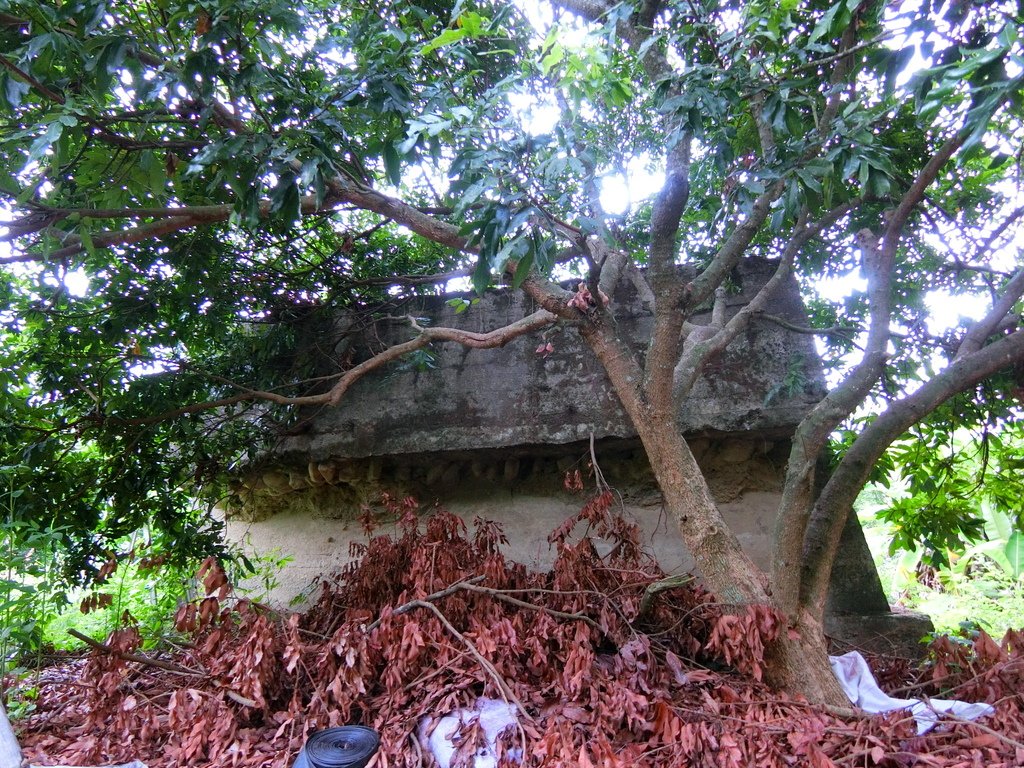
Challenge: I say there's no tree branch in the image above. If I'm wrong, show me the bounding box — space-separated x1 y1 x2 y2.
770 128 970 616
548 0 613 24
453 581 604 632
344 267 473 288
681 184 782 314
0 53 65 104
67 628 203 676
955 268 1024 359
644 137 693 406
365 575 486 631
882 132 966 250
673 203 855 405
681 10 874 325
395 599 534 724
105 310 558 425
406 309 557 353
754 314 860 343
2 8 472 265
35 197 332 260
817 18 861 133
800 327 1024 612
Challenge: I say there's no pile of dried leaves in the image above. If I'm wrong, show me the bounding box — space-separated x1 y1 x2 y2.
15 494 1024 767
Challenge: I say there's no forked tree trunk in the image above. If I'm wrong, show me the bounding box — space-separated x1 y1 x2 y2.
581 321 849 705
639 412 849 706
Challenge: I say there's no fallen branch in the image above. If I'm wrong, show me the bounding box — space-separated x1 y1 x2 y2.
939 711 1024 751
887 658 1024 698
453 581 604 632
68 629 204 676
637 574 697 619
366 575 486 632
225 691 259 708
368 575 603 634
410 599 535 725
69 629 260 709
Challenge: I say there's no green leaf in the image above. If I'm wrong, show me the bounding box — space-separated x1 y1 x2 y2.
1005 532 1024 579
809 4 843 43
79 227 96 258
383 144 401 187
27 121 64 164
511 249 533 289
471 253 491 294
421 28 469 56
459 11 487 36
2 74 31 109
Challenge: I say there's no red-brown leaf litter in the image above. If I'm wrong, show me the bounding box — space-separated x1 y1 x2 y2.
13 494 1024 767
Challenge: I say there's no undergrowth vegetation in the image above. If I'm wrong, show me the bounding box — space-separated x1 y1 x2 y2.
862 506 1024 638
858 424 1024 638
41 536 292 655
1 482 289 719
1 475 67 706
14 495 1024 768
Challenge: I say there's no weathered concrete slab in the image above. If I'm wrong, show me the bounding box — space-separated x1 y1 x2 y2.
277 258 827 462
225 258 933 654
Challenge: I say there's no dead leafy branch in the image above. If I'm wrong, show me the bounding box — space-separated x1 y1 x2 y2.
14 494 1024 768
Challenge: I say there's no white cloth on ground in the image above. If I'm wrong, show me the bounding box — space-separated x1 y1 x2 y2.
418 698 521 768
829 651 994 734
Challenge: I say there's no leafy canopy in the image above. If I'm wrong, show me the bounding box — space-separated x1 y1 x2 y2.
0 0 1022 581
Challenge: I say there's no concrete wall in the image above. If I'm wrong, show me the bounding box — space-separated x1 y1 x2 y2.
222 259 932 654
272 258 827 465
227 488 786 606
223 433 928 653
226 436 794 605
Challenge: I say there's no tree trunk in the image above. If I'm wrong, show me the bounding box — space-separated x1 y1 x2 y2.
641 413 850 706
763 609 849 706
580 320 850 705
580 321 767 604
639 415 768 606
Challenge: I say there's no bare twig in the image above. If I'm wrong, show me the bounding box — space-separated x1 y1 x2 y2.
366 575 486 632
345 267 472 287
408 600 535 725
589 432 610 494
939 711 1024 750
636 574 696 619
755 313 860 342
68 628 204 676
225 690 259 708
369 575 601 633
454 581 604 632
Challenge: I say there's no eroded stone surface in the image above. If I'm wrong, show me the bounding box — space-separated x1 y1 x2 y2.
227 436 789 522
273 258 826 463
221 258 931 652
